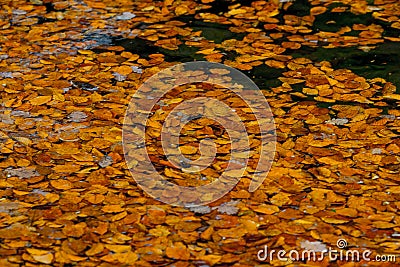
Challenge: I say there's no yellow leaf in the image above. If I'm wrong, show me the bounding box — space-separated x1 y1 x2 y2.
316 157 344 166
164 98 183 104
12 190 30 196
27 248 49 255
67 254 87 261
27 249 53 264
321 217 349 224
252 204 279 214
335 208 358 217
196 48 215 55
383 94 400 101
50 179 73 190
175 5 189 16
91 92 102 102
13 137 32 146
85 194 105 204
53 164 80 173
53 143 80 155
303 88 318 95
114 65 132 75
102 205 125 213
149 225 171 237
372 221 396 229
86 243 104 256
310 6 327 15
45 193 60 202
228 8 246 16
223 169 245 177
29 95 52 105
309 139 335 147
70 96 88 104
118 251 138 264
32 253 53 264
104 244 131 253
111 211 127 222
166 242 190 260
16 159 30 167
270 193 292 206
180 145 197 155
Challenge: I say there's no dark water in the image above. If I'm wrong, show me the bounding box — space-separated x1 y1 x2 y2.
291 42 400 94
288 1 400 92
82 0 400 91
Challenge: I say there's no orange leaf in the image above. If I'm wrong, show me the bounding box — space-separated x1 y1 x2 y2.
50 179 73 190
102 205 125 213
114 65 133 76
166 242 190 260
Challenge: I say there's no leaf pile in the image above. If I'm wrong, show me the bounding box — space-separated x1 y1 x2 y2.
0 0 399 266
